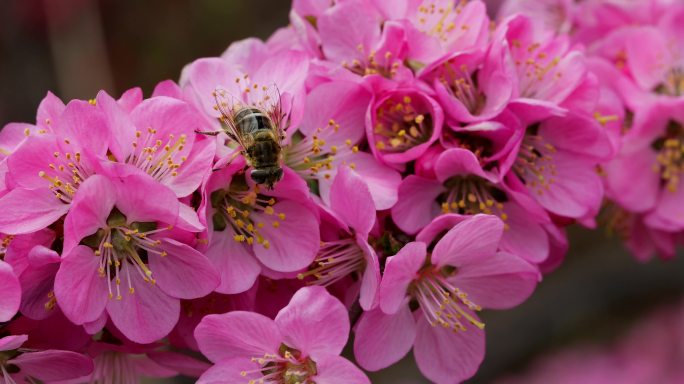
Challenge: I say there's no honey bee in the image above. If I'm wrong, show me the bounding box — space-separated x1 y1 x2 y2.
202 86 288 189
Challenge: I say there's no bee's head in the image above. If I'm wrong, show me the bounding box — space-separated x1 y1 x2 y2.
250 167 284 190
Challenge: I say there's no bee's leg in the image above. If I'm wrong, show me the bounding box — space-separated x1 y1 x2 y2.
195 130 220 136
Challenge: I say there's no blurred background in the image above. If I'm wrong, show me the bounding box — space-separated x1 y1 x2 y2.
1 1 683 382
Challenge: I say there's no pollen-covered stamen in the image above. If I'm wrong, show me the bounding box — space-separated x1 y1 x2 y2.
511 39 562 99
39 148 91 204
514 131 558 196
416 0 469 43
440 176 509 228
297 238 366 286
651 121 684 192
285 119 358 181
374 95 432 153
241 345 317 384
409 266 484 332
342 46 401 78
656 67 684 96
598 202 633 241
0 235 13 259
230 76 278 112
436 62 486 114
86 212 169 300
212 182 286 250
128 127 187 183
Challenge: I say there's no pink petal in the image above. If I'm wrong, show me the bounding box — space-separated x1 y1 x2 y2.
106 271 180 344
333 152 402 211
117 86 143 112
194 311 281 363
431 214 504 267
56 99 108 156
0 187 69 235
435 147 491 182
197 358 260 384
205 233 261 294
252 200 319 272
0 335 28 352
63 175 116 255
275 286 349 359
379 242 426 314
413 313 485 384
150 238 220 299
167 137 215 198
175 203 205 232
391 176 444 235
499 203 550 264
36 91 65 129
18 260 59 320
96 90 137 162
112 172 180 225
180 57 242 118
318 2 381 64
152 79 184 99
645 180 684 231
415 214 470 245
451 251 539 309
353 306 416 371
0 260 21 322
604 150 659 213
9 350 94 381
357 235 381 311
315 354 370 384
54 246 108 325
147 351 211 377
330 165 375 235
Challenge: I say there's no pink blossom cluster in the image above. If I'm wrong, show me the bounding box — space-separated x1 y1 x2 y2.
496 300 684 384
499 0 684 261
0 0 646 383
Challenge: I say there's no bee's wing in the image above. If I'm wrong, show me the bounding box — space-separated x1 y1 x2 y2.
213 87 249 150
261 84 288 143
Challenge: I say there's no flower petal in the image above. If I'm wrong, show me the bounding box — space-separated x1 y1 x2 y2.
353 305 416 371
275 286 349 359
206 232 261 294
380 242 426 314
330 165 375 235
150 238 220 299
9 350 94 381
0 260 20 322
106 271 180 344
0 187 69 235
194 311 281 363
54 246 108 325
63 175 116 255
431 214 504 267
0 335 27 352
315 354 371 384
391 176 444 235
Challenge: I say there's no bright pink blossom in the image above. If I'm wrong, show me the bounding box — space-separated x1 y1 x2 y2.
195 286 370 384
354 214 538 383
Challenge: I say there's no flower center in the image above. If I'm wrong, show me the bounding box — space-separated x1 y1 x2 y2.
373 95 432 153
0 235 13 259
242 344 317 384
211 178 286 249
439 176 509 228
655 68 684 96
128 128 187 183
342 46 402 78
513 127 558 196
651 121 684 192
434 62 486 115
297 237 366 286
82 209 169 300
39 144 92 204
285 119 358 182
409 265 484 331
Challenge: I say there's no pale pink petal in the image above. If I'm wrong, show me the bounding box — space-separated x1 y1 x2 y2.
452 251 539 309
315 354 370 384
435 147 491 182
206 233 261 294
353 306 416 371
318 2 381 65
54 246 108 325
379 242 426 314
413 313 485 384
330 165 375 235
0 260 21 322
252 200 319 272
357 235 381 311
56 99 108 156
180 57 242 118
117 87 143 112
175 203 205 232
499 203 550 264
63 175 116 254
96 90 137 162
197 358 260 384
106 271 180 344
152 79 184 99
0 187 69 235
391 176 444 235
275 286 349 359
167 137 215 198
330 152 402 211
150 238 220 299
36 91 65 129
0 335 28 352
604 149 659 213
431 214 504 267
194 311 281 362
9 350 94 381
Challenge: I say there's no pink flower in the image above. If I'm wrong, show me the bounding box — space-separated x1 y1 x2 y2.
54 173 219 344
354 215 538 383
498 0 575 36
0 334 94 382
366 78 444 163
392 147 554 263
285 80 402 210
0 259 20 322
297 165 381 310
195 286 370 384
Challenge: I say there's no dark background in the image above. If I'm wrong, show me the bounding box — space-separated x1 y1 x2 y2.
1 1 683 382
